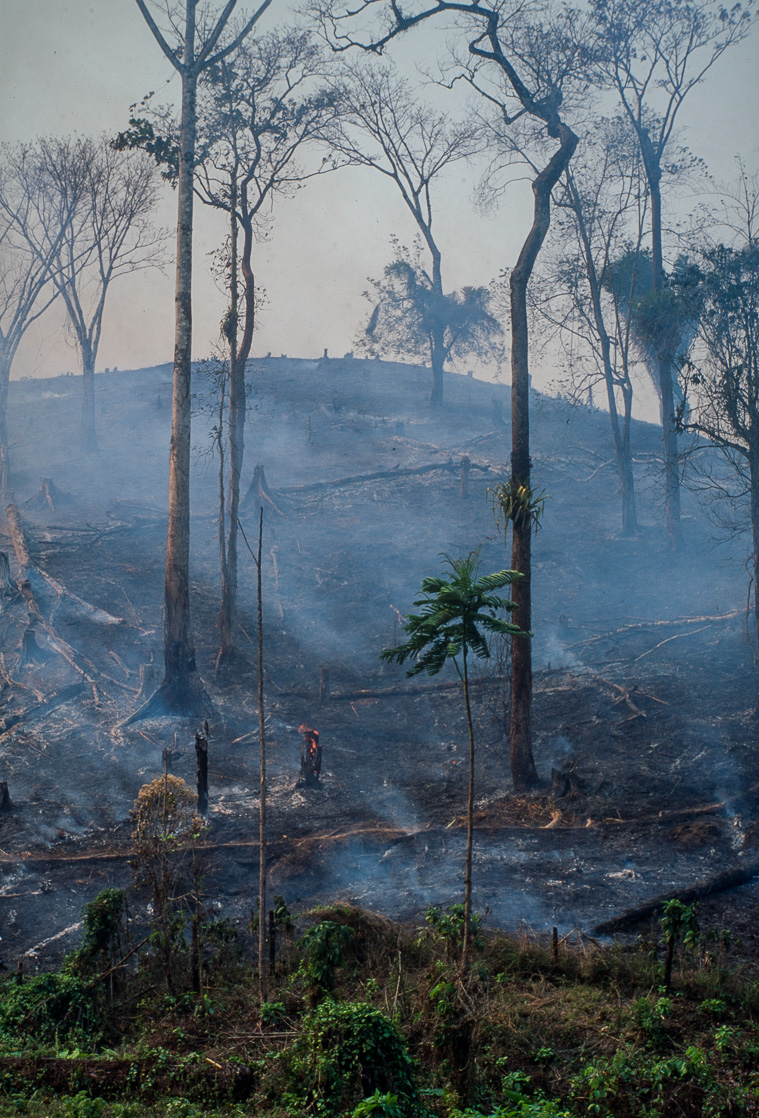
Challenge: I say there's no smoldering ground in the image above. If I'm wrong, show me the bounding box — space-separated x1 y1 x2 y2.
1 357 757 971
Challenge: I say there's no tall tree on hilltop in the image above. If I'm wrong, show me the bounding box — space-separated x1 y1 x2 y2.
0 144 71 502
588 0 756 546
35 137 164 452
130 0 275 716
359 235 503 379
319 0 583 791
326 62 481 407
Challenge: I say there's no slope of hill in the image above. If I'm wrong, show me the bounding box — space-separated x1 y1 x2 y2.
0 357 757 972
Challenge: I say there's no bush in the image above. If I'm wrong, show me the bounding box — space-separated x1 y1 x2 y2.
297 920 355 996
0 972 102 1049
295 1000 419 1116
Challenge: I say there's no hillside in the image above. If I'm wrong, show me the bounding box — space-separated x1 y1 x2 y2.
0 355 757 975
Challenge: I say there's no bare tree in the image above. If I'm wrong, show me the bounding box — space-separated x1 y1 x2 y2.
677 179 759 697
319 0 582 791
589 0 756 546
131 0 275 716
192 28 341 666
536 116 651 535
326 62 480 407
0 145 71 501
33 137 164 451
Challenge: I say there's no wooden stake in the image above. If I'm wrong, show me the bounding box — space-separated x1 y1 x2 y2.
319 666 330 703
552 925 559 965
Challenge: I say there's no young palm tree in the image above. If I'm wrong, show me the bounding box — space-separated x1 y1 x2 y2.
381 551 527 971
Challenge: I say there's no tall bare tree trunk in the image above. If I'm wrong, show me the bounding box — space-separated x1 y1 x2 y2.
509 123 577 793
218 212 254 664
256 509 267 1003
0 357 10 503
568 177 638 535
642 134 681 546
80 342 97 451
163 5 202 713
428 242 445 408
750 454 759 715
460 647 475 974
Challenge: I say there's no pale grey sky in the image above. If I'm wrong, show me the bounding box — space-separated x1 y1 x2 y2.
2 0 758 399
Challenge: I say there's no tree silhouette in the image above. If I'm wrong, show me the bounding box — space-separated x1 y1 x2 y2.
381 551 526 971
360 238 503 380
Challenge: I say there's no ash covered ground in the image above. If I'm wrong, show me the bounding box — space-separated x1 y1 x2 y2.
1 357 757 970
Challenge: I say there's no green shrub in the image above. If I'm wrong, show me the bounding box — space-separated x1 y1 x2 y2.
297 920 355 995
295 1000 419 1116
0 972 102 1050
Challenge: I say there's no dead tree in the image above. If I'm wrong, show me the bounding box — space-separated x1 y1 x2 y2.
131 0 274 717
195 721 209 816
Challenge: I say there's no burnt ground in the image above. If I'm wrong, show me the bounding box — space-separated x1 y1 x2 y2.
0 357 757 972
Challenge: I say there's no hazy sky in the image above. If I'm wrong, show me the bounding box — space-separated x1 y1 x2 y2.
2 0 758 398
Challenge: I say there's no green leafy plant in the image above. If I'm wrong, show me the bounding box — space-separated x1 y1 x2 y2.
490 480 548 533
298 920 356 997
0 972 102 1050
260 1001 287 1027
351 1089 406 1117
424 904 482 960
382 551 525 971
295 1000 419 1116
660 899 699 991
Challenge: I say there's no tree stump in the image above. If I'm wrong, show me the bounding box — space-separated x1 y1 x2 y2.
241 465 286 517
459 455 471 498
195 721 209 817
0 552 15 599
23 478 71 512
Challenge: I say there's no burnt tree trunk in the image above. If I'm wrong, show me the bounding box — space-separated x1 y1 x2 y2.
566 170 638 534
218 209 255 664
509 122 577 793
255 509 268 1004
459 455 471 498
0 782 12 811
80 343 97 452
751 451 759 714
640 133 681 547
160 9 202 715
0 551 15 599
195 721 209 816
0 358 10 504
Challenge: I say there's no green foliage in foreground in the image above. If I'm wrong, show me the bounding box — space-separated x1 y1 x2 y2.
0 902 758 1117
0 972 103 1049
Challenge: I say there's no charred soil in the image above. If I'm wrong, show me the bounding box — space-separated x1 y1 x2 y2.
0 358 757 973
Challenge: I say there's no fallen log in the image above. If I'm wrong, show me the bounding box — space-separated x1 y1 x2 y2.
573 610 740 650
0 681 85 736
593 858 759 935
280 677 485 701
6 505 123 626
280 456 490 495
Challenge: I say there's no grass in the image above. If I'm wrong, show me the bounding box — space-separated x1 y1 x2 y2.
0 902 758 1117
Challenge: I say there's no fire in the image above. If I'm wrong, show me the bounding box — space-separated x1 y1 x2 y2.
298 724 322 786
